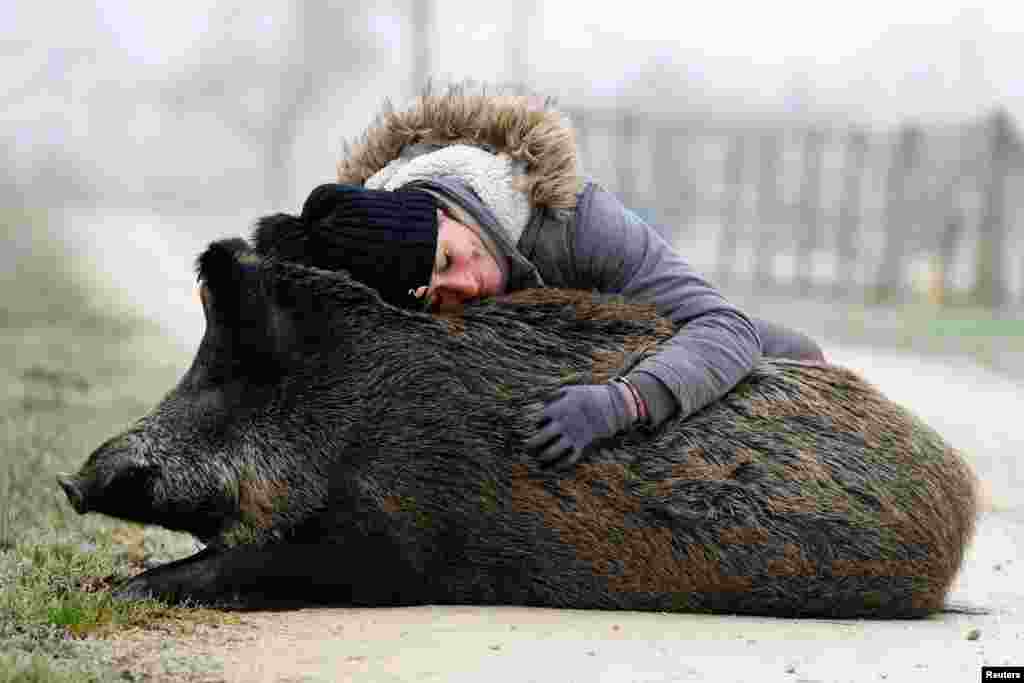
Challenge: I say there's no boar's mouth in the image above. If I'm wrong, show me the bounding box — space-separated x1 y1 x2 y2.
56 470 224 541
56 463 161 523
57 474 89 514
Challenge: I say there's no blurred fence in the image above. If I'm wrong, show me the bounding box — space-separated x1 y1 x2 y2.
571 108 1024 309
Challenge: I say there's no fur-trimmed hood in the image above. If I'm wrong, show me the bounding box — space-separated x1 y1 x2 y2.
336 82 583 210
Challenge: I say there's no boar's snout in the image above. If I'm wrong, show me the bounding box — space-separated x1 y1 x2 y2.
60 431 158 519
57 473 88 514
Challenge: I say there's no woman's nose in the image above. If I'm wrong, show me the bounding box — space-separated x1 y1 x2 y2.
433 269 479 300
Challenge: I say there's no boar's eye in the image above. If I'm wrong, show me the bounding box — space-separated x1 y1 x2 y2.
111 463 160 487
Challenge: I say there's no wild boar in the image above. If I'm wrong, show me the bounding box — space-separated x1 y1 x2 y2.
58 236 977 617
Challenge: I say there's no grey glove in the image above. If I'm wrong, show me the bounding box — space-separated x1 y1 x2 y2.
525 383 635 470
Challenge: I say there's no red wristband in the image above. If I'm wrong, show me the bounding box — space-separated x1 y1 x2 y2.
616 377 648 425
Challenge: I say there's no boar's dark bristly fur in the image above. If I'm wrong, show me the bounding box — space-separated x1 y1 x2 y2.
59 237 978 617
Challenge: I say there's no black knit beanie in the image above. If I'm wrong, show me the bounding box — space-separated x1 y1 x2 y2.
293 183 439 309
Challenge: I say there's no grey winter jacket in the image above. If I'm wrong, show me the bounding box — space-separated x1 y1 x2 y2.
411 175 823 430
338 84 823 429
520 181 761 427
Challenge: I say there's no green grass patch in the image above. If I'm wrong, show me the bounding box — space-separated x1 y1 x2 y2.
0 651 104 683
842 302 1024 345
1 209 228 681
0 519 233 680
924 314 1024 339
727 291 1024 380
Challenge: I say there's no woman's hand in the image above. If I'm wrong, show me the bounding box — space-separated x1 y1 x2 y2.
525 383 636 469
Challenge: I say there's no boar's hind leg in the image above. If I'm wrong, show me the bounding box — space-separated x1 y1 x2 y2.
113 543 411 606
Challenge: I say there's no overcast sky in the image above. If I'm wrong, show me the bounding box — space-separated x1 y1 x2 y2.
8 0 1022 124
438 0 1024 125
4 0 1024 209
5 0 1022 338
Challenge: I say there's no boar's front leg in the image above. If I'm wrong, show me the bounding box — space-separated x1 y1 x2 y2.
113 542 415 606
114 546 229 604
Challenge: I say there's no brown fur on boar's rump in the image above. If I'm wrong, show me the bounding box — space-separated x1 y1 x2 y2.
57 237 978 617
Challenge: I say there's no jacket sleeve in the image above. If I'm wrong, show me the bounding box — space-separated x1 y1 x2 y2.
571 185 762 427
751 317 824 361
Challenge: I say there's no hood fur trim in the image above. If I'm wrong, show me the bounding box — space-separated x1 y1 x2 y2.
337 82 583 210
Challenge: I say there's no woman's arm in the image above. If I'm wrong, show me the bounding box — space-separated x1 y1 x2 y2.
750 317 824 362
571 184 762 427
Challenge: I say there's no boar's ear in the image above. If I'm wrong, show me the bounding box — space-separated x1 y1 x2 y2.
196 238 287 341
194 238 294 373
195 238 257 322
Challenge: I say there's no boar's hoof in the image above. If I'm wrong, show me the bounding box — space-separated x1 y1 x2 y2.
113 571 214 605
111 549 225 605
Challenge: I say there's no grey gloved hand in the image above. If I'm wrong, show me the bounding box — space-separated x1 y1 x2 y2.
525 383 635 470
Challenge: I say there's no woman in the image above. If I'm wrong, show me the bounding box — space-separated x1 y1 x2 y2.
276 83 823 469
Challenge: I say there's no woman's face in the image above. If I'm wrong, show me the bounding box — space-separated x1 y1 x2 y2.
416 209 507 312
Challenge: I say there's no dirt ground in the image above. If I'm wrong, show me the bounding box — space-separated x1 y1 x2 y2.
101 340 1024 683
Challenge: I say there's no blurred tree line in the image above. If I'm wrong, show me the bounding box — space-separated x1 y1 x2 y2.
3 1 380 213
4 1 1021 309
574 105 1023 309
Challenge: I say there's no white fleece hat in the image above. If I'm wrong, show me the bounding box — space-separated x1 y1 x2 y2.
364 143 532 244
